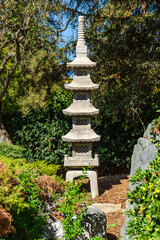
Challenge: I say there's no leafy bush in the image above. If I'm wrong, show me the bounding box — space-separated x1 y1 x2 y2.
58 173 89 240
4 87 143 173
0 159 45 239
4 85 145 172
57 170 106 240
0 155 105 240
0 155 60 177
9 88 73 164
126 154 160 239
0 143 24 159
90 237 105 240
92 105 143 173
0 154 62 239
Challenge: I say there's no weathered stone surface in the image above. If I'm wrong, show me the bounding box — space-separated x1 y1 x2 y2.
65 77 99 91
92 203 122 214
41 206 107 240
64 155 99 167
129 137 157 192
66 170 99 198
41 217 64 240
77 206 108 240
0 123 11 144
62 128 100 142
62 16 100 199
120 124 158 239
63 102 99 116
67 16 96 69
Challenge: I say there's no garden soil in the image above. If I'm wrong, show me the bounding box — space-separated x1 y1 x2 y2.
82 174 129 240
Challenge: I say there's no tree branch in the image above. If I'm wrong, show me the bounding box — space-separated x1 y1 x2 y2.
130 107 146 131
0 38 20 102
0 59 18 102
0 53 16 75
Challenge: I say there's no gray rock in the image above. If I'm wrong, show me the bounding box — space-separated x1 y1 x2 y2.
129 137 157 192
41 218 64 240
77 206 107 240
41 206 107 240
120 124 158 240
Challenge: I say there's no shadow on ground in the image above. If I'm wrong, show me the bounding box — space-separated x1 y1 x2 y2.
81 174 128 196
107 233 118 239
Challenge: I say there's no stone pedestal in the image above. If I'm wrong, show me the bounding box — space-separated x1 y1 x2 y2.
66 170 99 199
62 16 100 198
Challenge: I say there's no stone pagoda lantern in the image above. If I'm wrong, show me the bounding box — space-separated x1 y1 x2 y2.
62 16 100 198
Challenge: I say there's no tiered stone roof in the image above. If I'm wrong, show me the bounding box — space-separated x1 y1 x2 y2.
62 15 100 159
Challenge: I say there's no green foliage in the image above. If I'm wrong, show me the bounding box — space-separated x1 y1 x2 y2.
8 89 72 164
0 143 24 159
0 154 105 239
11 169 46 240
4 0 160 173
58 172 90 240
0 159 45 239
0 153 62 239
92 112 143 172
0 0 103 115
5 85 141 172
107 223 117 229
2 156 60 177
0 153 107 239
87 0 160 126
86 0 160 172
126 153 160 239
58 169 106 240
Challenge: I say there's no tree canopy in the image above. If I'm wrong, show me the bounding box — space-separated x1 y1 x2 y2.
0 0 160 172
0 0 103 141
87 0 160 130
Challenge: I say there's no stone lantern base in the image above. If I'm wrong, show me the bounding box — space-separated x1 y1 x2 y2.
66 169 99 199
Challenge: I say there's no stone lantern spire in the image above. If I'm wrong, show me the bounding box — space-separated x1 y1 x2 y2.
62 16 100 198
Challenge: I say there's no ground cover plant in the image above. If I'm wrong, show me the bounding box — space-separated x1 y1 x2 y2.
126 119 160 239
58 178 89 240
0 144 106 240
4 89 72 165
0 144 63 239
126 155 160 239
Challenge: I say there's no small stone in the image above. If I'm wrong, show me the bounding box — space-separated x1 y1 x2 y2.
92 203 121 213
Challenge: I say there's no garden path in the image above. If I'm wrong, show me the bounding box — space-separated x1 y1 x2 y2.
82 174 129 240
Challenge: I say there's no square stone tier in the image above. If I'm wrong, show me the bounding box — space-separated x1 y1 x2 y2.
65 69 99 91
62 117 100 142
63 92 99 116
64 142 99 167
67 48 96 69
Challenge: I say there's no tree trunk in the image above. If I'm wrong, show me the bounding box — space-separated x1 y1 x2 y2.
0 102 11 144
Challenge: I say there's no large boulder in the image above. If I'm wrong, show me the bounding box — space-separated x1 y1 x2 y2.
41 205 107 240
120 123 158 240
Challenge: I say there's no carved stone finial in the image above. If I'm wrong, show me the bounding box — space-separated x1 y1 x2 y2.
77 16 86 46
67 16 96 68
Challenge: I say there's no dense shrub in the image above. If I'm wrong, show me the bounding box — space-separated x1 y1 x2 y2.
126 152 160 239
0 143 24 159
0 153 105 240
3 87 144 172
93 117 143 173
4 88 72 164
0 153 63 239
